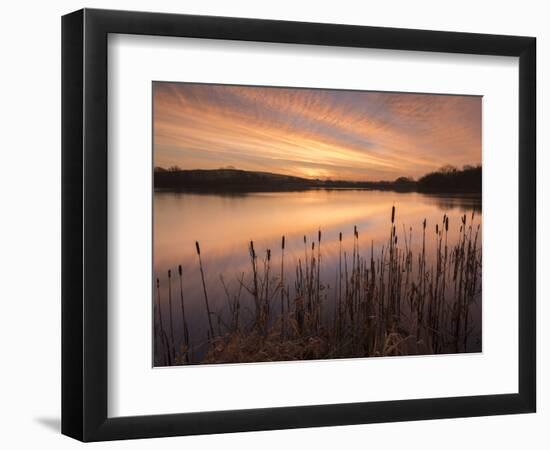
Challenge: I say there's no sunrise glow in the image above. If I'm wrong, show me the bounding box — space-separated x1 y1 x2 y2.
153 83 481 181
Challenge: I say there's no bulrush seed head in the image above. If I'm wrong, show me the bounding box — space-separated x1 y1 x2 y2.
195 241 201 255
339 232 342 242
178 264 182 276
281 235 285 250
168 269 171 278
391 205 395 223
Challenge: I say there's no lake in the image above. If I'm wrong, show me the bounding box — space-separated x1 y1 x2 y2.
153 189 482 365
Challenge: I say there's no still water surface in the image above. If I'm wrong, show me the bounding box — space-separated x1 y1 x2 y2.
154 189 481 363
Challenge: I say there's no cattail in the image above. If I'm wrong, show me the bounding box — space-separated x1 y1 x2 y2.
178 263 189 361
155 277 164 342
280 235 286 340
167 269 175 358
303 235 308 277
248 240 260 326
196 240 214 338
338 231 343 330
176 204 482 362
265 249 271 328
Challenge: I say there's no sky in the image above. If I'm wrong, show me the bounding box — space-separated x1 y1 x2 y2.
153 82 481 181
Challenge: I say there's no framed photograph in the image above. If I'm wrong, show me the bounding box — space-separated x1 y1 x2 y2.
62 8 536 441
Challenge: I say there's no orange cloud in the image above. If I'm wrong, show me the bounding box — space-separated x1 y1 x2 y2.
153 82 481 181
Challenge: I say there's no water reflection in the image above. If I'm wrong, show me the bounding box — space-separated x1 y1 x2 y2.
153 189 481 365
423 193 481 212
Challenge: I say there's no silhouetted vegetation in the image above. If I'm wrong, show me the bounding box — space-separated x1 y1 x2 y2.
154 207 482 366
417 165 481 193
154 168 316 191
154 165 481 194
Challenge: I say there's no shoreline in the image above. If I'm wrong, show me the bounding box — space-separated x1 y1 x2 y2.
154 186 483 195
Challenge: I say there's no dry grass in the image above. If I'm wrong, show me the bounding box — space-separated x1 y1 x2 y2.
155 207 482 366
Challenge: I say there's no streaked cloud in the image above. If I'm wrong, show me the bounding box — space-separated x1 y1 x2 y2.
153 82 481 181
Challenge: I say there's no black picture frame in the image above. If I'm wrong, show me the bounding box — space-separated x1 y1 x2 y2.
62 8 536 442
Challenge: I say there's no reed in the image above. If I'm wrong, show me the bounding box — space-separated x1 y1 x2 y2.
281 235 285 339
178 264 190 362
265 248 272 334
157 206 481 365
167 269 175 358
155 277 168 365
317 229 322 329
249 240 261 328
196 241 214 338
338 231 342 335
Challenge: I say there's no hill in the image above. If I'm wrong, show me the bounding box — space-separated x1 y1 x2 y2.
154 168 317 191
154 166 481 193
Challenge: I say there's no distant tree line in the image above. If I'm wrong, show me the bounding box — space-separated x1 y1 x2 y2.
416 165 481 193
153 164 481 193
